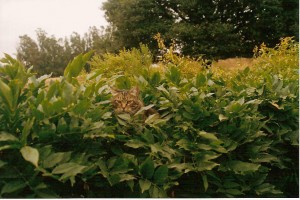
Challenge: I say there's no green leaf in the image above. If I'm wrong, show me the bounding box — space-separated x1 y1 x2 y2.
196 73 206 87
107 174 121 186
0 132 19 142
43 152 72 168
73 99 91 115
118 174 136 182
196 161 219 171
141 129 155 144
0 79 13 110
21 118 35 145
167 66 181 85
153 165 168 185
220 161 261 174
176 139 191 150
156 84 169 95
125 139 145 149
255 183 283 195
57 117 68 133
149 185 166 198
139 179 152 193
134 104 155 116
127 180 135 192
202 174 208 192
218 114 228 122
64 51 94 81
150 71 161 86
250 154 279 163
117 113 131 121
20 146 39 167
1 180 26 195
223 181 240 189
225 188 244 196
198 131 222 143
149 185 160 198
52 162 87 185
115 76 131 89
169 163 194 173
140 157 155 179
0 160 7 168
52 162 86 175
0 144 20 151
62 81 74 104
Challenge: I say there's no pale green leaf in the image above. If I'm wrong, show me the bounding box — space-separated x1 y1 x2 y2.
20 146 39 167
125 139 145 149
43 152 72 168
0 79 13 109
0 132 18 142
139 179 152 193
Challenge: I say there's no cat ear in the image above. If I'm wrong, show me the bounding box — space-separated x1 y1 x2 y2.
110 87 119 96
130 86 140 96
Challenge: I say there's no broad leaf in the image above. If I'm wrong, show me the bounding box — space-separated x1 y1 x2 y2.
43 152 72 168
1 180 26 195
52 162 86 175
0 79 13 110
202 174 208 192
140 157 155 179
139 179 152 193
220 161 261 174
0 132 18 142
153 165 168 185
125 139 145 149
21 118 35 145
20 146 39 167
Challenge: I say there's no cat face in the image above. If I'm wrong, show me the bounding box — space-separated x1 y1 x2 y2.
110 87 143 115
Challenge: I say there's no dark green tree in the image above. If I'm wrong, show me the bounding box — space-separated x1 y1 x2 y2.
103 0 174 55
102 0 299 58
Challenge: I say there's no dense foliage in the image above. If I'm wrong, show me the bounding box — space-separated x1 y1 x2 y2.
0 38 298 198
103 0 299 58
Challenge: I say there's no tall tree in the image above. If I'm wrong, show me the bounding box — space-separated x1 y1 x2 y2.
102 0 299 58
103 0 174 54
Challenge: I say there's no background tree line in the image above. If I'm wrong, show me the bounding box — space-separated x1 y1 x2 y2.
17 0 298 76
103 0 298 58
17 27 119 76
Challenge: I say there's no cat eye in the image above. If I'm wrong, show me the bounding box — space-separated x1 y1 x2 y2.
113 100 121 105
128 100 135 105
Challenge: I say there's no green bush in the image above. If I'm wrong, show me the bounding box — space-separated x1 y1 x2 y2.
89 43 153 77
0 39 298 198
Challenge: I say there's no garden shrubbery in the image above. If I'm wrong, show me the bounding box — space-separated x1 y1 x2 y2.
0 38 298 197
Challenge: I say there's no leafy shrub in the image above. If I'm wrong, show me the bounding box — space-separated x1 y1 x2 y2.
0 38 298 198
89 43 153 78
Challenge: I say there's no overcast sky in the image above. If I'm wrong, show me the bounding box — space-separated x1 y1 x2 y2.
0 0 108 56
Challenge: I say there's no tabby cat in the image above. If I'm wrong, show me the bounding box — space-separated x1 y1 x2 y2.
110 87 157 117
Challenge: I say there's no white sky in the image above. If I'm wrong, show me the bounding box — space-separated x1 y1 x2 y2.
0 0 108 56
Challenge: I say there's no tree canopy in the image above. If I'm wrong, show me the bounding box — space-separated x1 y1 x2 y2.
103 0 299 58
